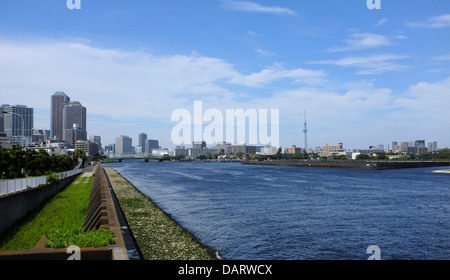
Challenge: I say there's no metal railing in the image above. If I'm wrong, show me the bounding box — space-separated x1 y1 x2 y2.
0 169 83 197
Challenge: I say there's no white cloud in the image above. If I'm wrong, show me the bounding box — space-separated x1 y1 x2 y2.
1 38 448 148
220 0 296 16
308 54 409 75
373 18 388 28
254 48 277 57
228 65 325 87
328 33 390 52
433 52 450 61
0 38 321 145
406 14 450 28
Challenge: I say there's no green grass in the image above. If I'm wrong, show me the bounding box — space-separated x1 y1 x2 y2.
0 174 97 251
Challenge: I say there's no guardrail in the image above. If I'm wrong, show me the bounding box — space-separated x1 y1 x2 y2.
0 169 83 197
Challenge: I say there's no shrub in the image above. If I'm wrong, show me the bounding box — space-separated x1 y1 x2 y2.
44 228 115 249
47 173 61 185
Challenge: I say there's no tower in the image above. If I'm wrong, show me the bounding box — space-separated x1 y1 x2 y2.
303 110 308 152
51 91 70 140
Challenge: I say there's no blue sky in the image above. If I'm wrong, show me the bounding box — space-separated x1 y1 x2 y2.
1 0 449 150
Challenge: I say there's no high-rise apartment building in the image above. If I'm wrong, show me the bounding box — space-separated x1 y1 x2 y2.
115 135 133 154
145 139 160 153
3 104 34 146
63 101 87 146
51 92 70 140
139 133 147 153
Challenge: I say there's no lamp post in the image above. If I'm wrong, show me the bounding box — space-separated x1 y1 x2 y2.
2 110 26 146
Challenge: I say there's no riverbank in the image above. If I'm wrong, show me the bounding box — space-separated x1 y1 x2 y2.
104 168 217 260
242 159 450 170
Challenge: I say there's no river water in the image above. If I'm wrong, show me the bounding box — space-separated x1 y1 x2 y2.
104 160 449 260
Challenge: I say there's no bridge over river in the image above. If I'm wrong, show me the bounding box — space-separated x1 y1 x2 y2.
107 153 164 162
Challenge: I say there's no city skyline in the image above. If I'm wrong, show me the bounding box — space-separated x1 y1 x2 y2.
1 1 449 149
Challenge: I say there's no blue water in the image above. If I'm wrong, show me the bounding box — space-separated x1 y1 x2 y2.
105 161 449 260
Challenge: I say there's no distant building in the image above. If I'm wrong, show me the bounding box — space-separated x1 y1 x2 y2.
259 145 279 155
192 141 206 150
139 133 147 153
75 140 99 156
319 143 344 157
115 135 133 154
89 135 102 153
173 145 190 157
286 145 302 154
3 104 34 147
428 141 438 152
209 142 231 154
145 139 160 153
63 101 87 146
51 92 70 140
225 143 247 154
32 129 50 144
0 104 8 132
104 144 114 153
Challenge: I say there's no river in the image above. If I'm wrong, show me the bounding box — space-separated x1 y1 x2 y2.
104 160 449 260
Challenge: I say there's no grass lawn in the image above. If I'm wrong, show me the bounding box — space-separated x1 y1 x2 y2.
0 173 93 251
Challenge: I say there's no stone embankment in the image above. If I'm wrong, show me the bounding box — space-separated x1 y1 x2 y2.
104 168 217 260
243 159 450 170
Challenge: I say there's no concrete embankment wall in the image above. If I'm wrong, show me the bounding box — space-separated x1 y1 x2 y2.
0 174 79 237
0 164 129 260
243 160 450 170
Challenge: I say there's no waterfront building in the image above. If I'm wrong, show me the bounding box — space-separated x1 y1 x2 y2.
225 143 247 154
319 143 344 157
286 145 302 154
115 135 133 154
209 142 231 154
51 91 70 140
2 104 34 147
192 141 207 150
173 145 190 157
145 139 160 153
139 133 147 153
259 145 279 155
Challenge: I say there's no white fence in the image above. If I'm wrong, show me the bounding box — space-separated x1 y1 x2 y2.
0 169 82 197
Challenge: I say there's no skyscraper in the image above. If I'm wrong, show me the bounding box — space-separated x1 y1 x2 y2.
115 135 133 154
139 132 147 153
63 101 87 146
3 104 34 146
51 91 70 140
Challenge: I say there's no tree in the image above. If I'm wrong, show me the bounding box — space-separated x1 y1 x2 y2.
356 154 371 160
72 149 87 166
